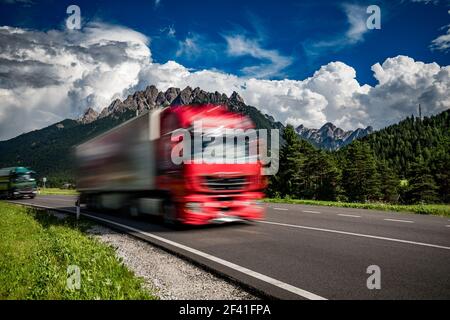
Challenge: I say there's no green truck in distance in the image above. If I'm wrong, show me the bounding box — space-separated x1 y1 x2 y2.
0 167 37 199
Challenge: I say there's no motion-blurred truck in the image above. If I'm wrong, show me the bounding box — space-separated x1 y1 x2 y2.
0 167 37 199
75 104 266 225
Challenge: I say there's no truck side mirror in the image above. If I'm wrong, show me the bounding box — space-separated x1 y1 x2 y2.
171 134 183 143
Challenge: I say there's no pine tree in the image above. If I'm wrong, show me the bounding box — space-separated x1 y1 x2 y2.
431 151 450 203
313 151 339 201
406 160 439 204
341 141 381 202
268 125 304 198
378 160 399 202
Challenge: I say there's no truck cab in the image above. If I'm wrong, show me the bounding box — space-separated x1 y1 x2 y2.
0 167 38 199
156 105 266 224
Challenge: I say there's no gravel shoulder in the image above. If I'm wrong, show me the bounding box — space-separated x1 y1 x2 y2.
86 224 258 300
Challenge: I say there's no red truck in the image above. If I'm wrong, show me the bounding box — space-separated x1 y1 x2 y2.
75 104 266 225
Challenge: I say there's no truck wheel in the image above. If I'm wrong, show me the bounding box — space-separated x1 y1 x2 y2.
162 201 178 226
128 202 140 218
86 194 99 211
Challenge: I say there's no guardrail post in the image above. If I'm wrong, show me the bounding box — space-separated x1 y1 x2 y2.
75 198 80 220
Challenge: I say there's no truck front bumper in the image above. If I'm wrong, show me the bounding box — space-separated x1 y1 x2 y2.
12 190 37 198
179 192 265 225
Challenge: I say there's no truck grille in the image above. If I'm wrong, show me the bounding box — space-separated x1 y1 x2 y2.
204 176 248 191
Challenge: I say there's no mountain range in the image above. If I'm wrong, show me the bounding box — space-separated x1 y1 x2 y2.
296 123 374 150
79 85 283 131
0 84 378 184
0 86 282 184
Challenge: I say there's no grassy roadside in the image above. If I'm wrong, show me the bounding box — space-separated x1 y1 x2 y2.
264 198 450 217
0 202 156 300
38 188 78 196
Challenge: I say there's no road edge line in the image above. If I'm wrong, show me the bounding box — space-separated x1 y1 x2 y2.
7 201 327 301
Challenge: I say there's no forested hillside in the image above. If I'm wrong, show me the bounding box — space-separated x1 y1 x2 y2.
363 110 449 178
0 111 135 186
268 110 450 204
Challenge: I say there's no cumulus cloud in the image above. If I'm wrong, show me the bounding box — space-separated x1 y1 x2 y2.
0 22 151 140
0 23 449 141
133 56 448 131
361 56 449 128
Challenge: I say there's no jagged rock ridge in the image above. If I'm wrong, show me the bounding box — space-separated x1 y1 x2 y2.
80 85 250 124
296 122 374 150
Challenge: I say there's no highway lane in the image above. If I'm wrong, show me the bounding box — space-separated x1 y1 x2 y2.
7 195 450 300
264 203 450 247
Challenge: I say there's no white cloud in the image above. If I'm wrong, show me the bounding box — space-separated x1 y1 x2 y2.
0 0 34 5
0 22 151 140
133 55 448 132
430 23 450 52
176 33 202 59
430 9 450 52
361 56 449 128
175 33 222 64
224 34 293 78
0 23 449 141
160 25 176 37
410 0 440 4
306 3 371 56
343 3 370 43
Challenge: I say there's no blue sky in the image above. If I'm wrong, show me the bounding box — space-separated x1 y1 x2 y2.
1 0 448 85
0 0 449 140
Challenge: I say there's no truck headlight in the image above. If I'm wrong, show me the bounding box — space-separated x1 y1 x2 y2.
186 202 202 212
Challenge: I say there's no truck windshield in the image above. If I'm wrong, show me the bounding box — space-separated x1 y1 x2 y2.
13 173 35 182
190 129 259 163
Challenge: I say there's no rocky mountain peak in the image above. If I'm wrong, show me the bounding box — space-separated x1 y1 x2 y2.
230 91 245 104
79 107 99 124
296 122 374 150
319 122 337 134
172 86 193 105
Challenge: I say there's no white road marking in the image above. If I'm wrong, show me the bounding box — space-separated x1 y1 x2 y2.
273 207 289 211
384 218 414 224
9 201 326 300
337 214 361 218
258 220 450 251
303 210 321 214
446 225 450 228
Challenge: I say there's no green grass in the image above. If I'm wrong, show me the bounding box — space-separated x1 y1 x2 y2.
0 202 156 300
38 188 78 196
264 198 450 217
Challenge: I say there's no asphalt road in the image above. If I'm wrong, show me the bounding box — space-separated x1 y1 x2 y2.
7 195 450 300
